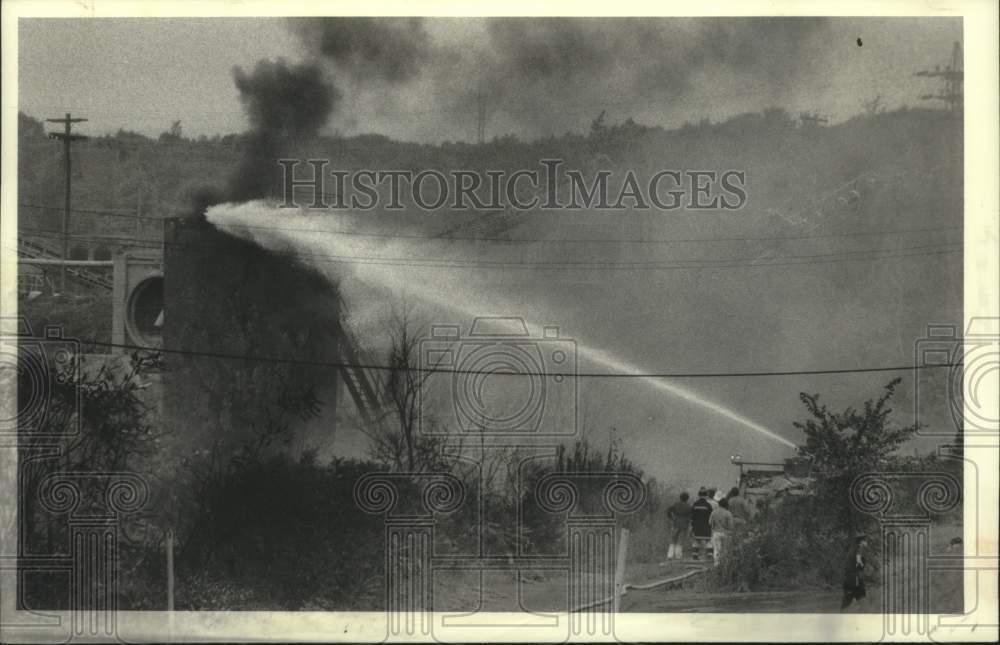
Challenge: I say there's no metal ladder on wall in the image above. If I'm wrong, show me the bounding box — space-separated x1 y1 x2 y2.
335 302 384 426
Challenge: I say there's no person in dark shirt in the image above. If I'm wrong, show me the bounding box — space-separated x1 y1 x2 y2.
840 532 869 611
689 487 714 561
663 491 692 563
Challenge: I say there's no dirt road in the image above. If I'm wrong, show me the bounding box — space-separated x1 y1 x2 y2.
621 588 850 612
430 557 960 614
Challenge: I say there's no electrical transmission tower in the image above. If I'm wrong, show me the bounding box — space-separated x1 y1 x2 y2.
46 113 89 292
476 82 487 144
915 41 963 116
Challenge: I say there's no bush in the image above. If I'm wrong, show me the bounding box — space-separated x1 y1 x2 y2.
176 453 386 610
708 497 867 591
706 379 959 592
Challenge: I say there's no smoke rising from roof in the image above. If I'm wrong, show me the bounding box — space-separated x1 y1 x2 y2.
222 19 434 203
228 59 338 201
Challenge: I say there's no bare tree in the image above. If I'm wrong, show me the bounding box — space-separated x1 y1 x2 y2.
360 301 453 472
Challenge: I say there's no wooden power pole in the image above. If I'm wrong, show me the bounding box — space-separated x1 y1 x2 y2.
46 113 88 292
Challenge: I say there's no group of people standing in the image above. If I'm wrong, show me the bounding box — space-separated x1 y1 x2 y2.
663 486 754 566
662 483 871 611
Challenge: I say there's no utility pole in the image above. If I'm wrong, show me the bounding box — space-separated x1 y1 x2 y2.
46 113 88 292
476 82 487 145
915 42 963 116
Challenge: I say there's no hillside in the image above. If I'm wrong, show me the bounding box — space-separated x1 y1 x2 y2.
16 106 964 484
17 107 962 241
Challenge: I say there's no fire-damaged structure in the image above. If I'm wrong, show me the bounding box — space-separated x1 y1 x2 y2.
161 217 381 458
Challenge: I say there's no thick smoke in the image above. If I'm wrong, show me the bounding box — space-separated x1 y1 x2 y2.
689 18 830 80
227 59 338 201
220 19 432 203
211 16 832 204
469 18 831 135
290 17 432 83
277 17 830 140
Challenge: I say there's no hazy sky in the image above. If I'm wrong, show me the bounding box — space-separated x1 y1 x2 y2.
19 17 962 142
16 17 968 485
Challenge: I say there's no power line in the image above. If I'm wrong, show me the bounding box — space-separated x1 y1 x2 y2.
24 62 923 130
189 245 960 272
17 150 960 270
17 202 961 246
71 338 961 378
20 217 962 247
17 226 157 244
208 222 962 247
18 202 163 222
13 229 961 272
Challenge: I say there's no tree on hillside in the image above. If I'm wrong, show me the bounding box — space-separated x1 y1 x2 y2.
19 112 46 140
158 120 184 143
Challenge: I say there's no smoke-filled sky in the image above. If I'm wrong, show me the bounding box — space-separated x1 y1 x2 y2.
19 17 961 142
17 17 969 486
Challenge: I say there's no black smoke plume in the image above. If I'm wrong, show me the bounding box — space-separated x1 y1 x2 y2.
215 18 431 207
227 59 339 202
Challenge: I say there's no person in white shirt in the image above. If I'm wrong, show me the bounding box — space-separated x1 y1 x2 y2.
708 497 735 567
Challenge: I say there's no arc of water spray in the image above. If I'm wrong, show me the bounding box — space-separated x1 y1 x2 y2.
207 202 798 449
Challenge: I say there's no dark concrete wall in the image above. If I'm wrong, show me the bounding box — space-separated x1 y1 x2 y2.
162 217 341 458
